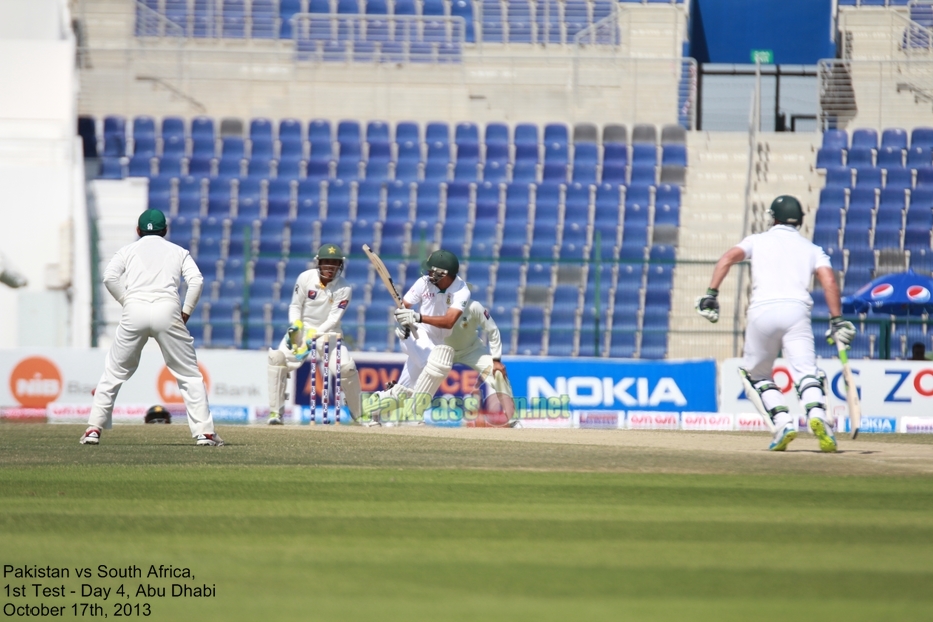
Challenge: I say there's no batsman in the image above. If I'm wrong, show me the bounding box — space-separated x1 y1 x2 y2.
696 195 855 452
266 244 362 424
368 249 472 424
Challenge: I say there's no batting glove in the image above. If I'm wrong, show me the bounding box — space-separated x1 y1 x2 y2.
395 324 411 341
394 307 421 327
695 288 720 323
826 316 856 347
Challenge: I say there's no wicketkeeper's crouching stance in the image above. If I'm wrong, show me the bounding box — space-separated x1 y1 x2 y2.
696 195 855 452
267 244 362 424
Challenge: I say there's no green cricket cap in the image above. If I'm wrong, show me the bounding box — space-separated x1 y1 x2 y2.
138 208 167 232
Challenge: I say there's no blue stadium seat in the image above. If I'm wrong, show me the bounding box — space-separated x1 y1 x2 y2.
444 181 471 224
851 128 879 150
297 179 322 219
516 307 545 355
816 147 844 169
822 129 848 150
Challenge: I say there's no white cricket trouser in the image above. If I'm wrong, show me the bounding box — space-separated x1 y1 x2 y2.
88 300 215 436
743 300 818 383
396 331 435 389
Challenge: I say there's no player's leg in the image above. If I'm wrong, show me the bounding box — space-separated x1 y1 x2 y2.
411 345 455 421
267 336 302 425
334 341 362 422
83 303 148 442
151 302 218 442
363 333 432 424
743 307 796 450
783 309 837 453
463 347 515 422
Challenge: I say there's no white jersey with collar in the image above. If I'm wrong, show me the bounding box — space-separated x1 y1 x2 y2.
289 269 352 333
403 274 471 343
736 225 831 309
445 300 503 358
103 235 203 315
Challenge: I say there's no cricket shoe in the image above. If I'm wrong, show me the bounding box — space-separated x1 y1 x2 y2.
768 424 797 452
79 427 101 445
809 417 838 453
196 433 224 446
267 414 283 425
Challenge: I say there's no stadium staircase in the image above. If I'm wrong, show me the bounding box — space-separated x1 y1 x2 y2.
667 132 746 360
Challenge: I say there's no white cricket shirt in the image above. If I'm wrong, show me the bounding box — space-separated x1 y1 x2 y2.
445 300 503 358
403 275 471 343
103 235 203 315
289 269 352 334
736 225 831 309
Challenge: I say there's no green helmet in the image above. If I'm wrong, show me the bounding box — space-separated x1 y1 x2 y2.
769 195 804 227
423 249 459 285
315 243 345 279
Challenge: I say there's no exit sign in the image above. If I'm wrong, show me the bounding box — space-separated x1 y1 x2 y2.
751 49 774 64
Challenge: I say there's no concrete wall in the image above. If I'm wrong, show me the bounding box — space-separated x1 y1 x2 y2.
0 0 85 348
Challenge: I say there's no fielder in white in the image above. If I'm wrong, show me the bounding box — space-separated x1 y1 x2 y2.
365 249 471 424
266 244 362 424
443 300 515 419
81 209 223 446
696 195 855 452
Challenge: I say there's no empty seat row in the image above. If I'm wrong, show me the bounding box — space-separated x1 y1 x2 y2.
82 115 686 159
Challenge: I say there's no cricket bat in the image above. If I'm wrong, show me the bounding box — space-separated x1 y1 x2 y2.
835 340 861 439
362 244 419 338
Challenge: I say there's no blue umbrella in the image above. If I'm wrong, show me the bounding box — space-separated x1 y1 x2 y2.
842 269 933 316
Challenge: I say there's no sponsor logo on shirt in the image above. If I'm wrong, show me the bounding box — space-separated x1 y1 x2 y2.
337 299 348 309
483 308 490 320
308 290 318 300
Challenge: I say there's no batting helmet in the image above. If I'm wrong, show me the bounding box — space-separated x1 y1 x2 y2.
315 243 345 279
144 404 171 424
769 195 804 227
422 249 460 286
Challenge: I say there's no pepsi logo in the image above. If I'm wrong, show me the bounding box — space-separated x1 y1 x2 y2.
907 285 931 303
871 284 894 299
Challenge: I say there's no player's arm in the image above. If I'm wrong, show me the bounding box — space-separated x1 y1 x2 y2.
288 275 307 325
696 246 746 323
816 265 855 346
479 305 507 375
708 246 747 291
179 252 204 323
102 249 128 305
815 266 842 317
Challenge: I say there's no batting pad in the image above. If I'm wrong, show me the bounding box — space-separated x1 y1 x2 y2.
267 350 289 415
738 368 776 433
340 366 362 422
412 345 454 417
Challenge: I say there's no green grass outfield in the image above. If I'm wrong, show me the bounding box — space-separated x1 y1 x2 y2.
1 424 932 622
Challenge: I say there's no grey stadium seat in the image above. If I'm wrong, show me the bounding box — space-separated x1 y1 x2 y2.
631 123 657 145
660 124 687 145
572 123 599 144
219 117 244 138
602 123 627 145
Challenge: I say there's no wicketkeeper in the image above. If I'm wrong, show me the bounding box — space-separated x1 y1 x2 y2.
696 195 855 452
267 244 362 424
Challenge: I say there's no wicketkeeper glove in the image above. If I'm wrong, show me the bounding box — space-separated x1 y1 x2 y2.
695 288 720 323
826 316 856 348
394 307 421 327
